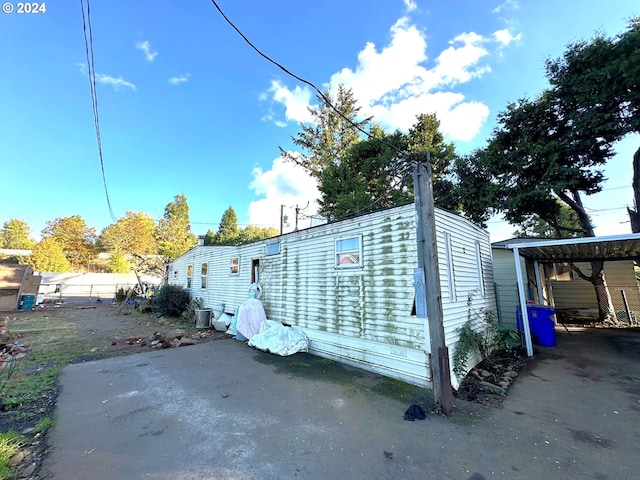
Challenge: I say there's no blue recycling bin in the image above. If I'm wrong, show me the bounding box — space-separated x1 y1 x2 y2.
516 304 557 347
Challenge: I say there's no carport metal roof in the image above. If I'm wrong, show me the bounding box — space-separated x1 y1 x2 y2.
503 233 640 356
505 233 640 263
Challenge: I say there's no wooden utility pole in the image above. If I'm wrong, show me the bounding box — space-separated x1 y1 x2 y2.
413 153 453 415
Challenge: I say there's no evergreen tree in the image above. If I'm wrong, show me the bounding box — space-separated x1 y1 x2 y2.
318 114 459 219
282 84 371 180
216 206 239 245
155 194 197 260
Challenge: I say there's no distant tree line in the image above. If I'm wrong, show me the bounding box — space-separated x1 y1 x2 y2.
0 194 278 274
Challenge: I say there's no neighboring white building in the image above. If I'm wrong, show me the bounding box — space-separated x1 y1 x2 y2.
37 272 162 301
168 203 496 389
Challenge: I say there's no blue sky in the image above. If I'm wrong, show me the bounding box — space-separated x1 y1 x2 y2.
1 0 638 243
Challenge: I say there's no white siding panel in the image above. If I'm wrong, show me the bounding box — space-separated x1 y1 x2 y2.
168 204 496 389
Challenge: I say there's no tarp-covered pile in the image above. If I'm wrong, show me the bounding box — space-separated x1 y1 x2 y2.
226 283 309 356
248 320 309 356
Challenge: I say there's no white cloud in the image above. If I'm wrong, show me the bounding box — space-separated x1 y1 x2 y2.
433 32 491 86
493 28 521 46
77 63 136 91
263 15 496 142
267 80 314 123
247 155 321 232
169 74 191 85
404 0 417 13
492 0 519 14
95 73 136 91
135 41 158 62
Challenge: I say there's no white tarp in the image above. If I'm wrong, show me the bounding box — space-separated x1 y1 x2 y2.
235 298 267 340
248 320 309 356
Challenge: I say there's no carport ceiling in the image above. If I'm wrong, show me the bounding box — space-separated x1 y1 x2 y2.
506 233 640 263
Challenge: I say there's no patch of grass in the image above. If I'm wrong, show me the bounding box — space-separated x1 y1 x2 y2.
1 315 90 412
0 431 23 478
33 417 52 434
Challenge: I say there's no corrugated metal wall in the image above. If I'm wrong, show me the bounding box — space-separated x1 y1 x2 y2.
168 204 496 388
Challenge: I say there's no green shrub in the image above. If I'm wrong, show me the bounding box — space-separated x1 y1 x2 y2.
115 287 130 303
452 294 502 379
154 285 191 317
494 325 521 351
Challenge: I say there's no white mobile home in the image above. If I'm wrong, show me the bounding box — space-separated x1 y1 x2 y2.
167 203 496 388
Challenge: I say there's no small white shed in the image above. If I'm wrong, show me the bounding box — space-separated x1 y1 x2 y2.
168 203 496 388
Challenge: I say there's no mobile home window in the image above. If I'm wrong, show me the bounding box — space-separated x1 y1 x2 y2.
475 241 485 298
201 263 208 289
444 233 456 301
335 236 362 267
266 242 280 255
187 264 193 288
552 262 573 281
230 257 239 275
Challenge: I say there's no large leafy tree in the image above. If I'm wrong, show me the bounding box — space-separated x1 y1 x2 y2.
1 219 35 249
99 211 158 255
513 203 584 239
318 114 459 219
282 84 371 180
545 17 640 229
155 194 197 261
318 128 410 219
453 149 498 227
29 237 71 272
42 215 98 270
106 250 131 273
463 92 618 323
238 225 279 244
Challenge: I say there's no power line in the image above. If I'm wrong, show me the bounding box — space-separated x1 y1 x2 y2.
208 0 406 158
80 0 117 223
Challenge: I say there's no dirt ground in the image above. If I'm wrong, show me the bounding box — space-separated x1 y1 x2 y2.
5 305 640 479
0 302 226 479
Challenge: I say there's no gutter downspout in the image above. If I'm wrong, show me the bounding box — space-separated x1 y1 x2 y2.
513 247 534 356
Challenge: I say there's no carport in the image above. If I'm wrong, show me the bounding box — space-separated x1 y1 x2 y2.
507 233 640 356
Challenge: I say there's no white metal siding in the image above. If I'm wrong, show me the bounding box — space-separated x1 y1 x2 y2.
169 204 496 389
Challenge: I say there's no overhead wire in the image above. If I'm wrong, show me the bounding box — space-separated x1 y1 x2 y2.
208 0 429 227
207 0 408 159
80 0 117 223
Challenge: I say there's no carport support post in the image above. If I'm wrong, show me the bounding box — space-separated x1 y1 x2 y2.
533 259 544 303
413 156 453 416
513 247 534 356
